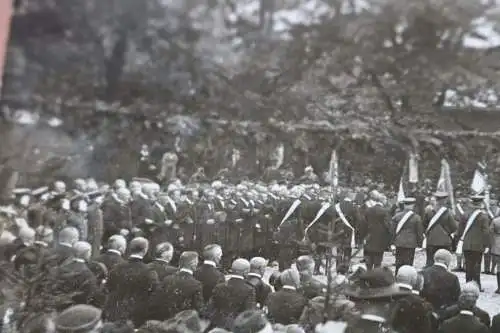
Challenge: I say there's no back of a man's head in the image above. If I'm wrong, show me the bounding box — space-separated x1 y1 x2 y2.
35 225 54 244
434 249 452 268
179 251 198 270
107 235 127 254
58 227 79 246
231 258 251 277
129 237 148 256
203 244 222 263
296 255 314 275
249 257 268 276
459 281 480 310
280 268 301 289
155 242 174 261
396 265 418 288
73 241 92 261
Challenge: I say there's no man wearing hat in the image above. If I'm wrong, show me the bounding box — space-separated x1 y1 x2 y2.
423 191 458 267
391 197 424 273
455 194 491 290
55 304 102 333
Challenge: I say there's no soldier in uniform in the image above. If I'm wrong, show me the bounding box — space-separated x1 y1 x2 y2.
334 191 360 267
456 194 491 290
391 197 424 273
423 192 458 267
101 187 132 241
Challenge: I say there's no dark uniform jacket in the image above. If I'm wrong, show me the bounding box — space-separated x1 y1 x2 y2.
439 304 490 328
392 209 424 248
149 269 203 321
491 313 500 333
246 273 272 308
130 195 153 227
147 259 177 282
391 293 433 333
53 243 75 266
457 209 491 252
207 276 256 330
360 204 392 252
437 311 489 333
104 256 158 327
299 277 326 300
266 286 308 325
102 196 132 237
333 199 360 248
194 261 226 303
420 264 460 311
424 207 457 247
95 250 125 273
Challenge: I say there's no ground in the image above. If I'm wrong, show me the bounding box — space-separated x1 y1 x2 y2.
261 249 500 317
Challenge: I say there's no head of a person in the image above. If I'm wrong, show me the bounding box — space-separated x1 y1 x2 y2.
58 227 79 246
203 244 223 264
19 227 36 246
35 226 54 245
395 265 418 289
55 304 102 333
280 268 301 289
296 255 315 280
53 181 66 194
249 257 268 277
129 237 149 258
129 181 142 196
231 258 251 278
73 241 92 261
336 263 349 276
114 179 127 191
179 251 199 271
233 310 272 333
115 188 131 203
74 179 87 193
433 249 452 269
107 235 127 255
458 282 480 311
155 242 174 262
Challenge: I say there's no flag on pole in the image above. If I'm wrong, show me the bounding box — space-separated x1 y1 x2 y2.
471 162 487 194
437 159 456 215
397 176 406 203
329 149 338 188
409 153 418 184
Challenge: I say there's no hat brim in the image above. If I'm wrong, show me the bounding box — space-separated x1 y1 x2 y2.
344 284 410 300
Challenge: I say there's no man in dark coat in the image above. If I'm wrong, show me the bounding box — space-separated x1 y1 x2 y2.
456 195 491 290
86 194 104 260
246 257 272 309
296 255 326 300
94 235 126 273
194 244 225 303
391 197 424 273
274 194 303 270
206 258 256 331
420 249 460 312
437 282 489 333
492 312 500 333
149 251 203 321
147 241 177 281
423 192 458 267
52 226 79 266
266 268 307 325
101 188 132 241
360 191 392 270
334 192 361 266
104 237 158 327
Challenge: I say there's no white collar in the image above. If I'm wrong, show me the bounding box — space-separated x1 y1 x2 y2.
34 241 48 247
361 314 386 323
180 268 193 275
129 254 143 260
460 310 474 316
203 260 217 267
412 290 420 295
59 242 72 248
229 274 244 280
107 249 122 255
434 263 448 270
397 283 413 291
73 258 85 263
282 285 296 291
247 272 262 278
154 258 171 264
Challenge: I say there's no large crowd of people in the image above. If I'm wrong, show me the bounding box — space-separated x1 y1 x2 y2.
0 176 500 333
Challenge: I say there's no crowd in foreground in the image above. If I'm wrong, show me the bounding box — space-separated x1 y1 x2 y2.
1 175 500 333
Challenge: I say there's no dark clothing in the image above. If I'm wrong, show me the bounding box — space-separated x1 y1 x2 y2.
438 312 489 333
392 210 424 248
391 294 433 333
439 305 490 328
87 204 104 259
424 207 457 265
104 256 158 327
491 313 500 333
395 247 416 273
194 262 226 303
458 210 491 252
147 259 177 282
464 250 484 288
364 250 384 270
266 287 308 325
52 244 75 266
299 278 326 300
425 246 451 267
246 273 272 308
360 204 392 253
420 264 460 311
95 250 125 273
149 270 203 321
207 277 256 331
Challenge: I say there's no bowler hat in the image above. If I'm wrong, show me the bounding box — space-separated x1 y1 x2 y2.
233 310 269 333
344 267 410 300
55 304 102 333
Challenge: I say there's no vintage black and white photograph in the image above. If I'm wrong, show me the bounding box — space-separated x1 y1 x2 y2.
1 1 500 332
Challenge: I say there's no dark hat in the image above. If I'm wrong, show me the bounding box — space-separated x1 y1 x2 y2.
45 193 67 207
470 194 485 202
344 267 410 300
174 310 202 333
434 191 448 199
402 197 416 204
233 310 269 333
55 304 102 333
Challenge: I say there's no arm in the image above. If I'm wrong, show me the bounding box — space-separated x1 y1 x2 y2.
482 215 492 250
451 276 461 303
244 286 257 311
